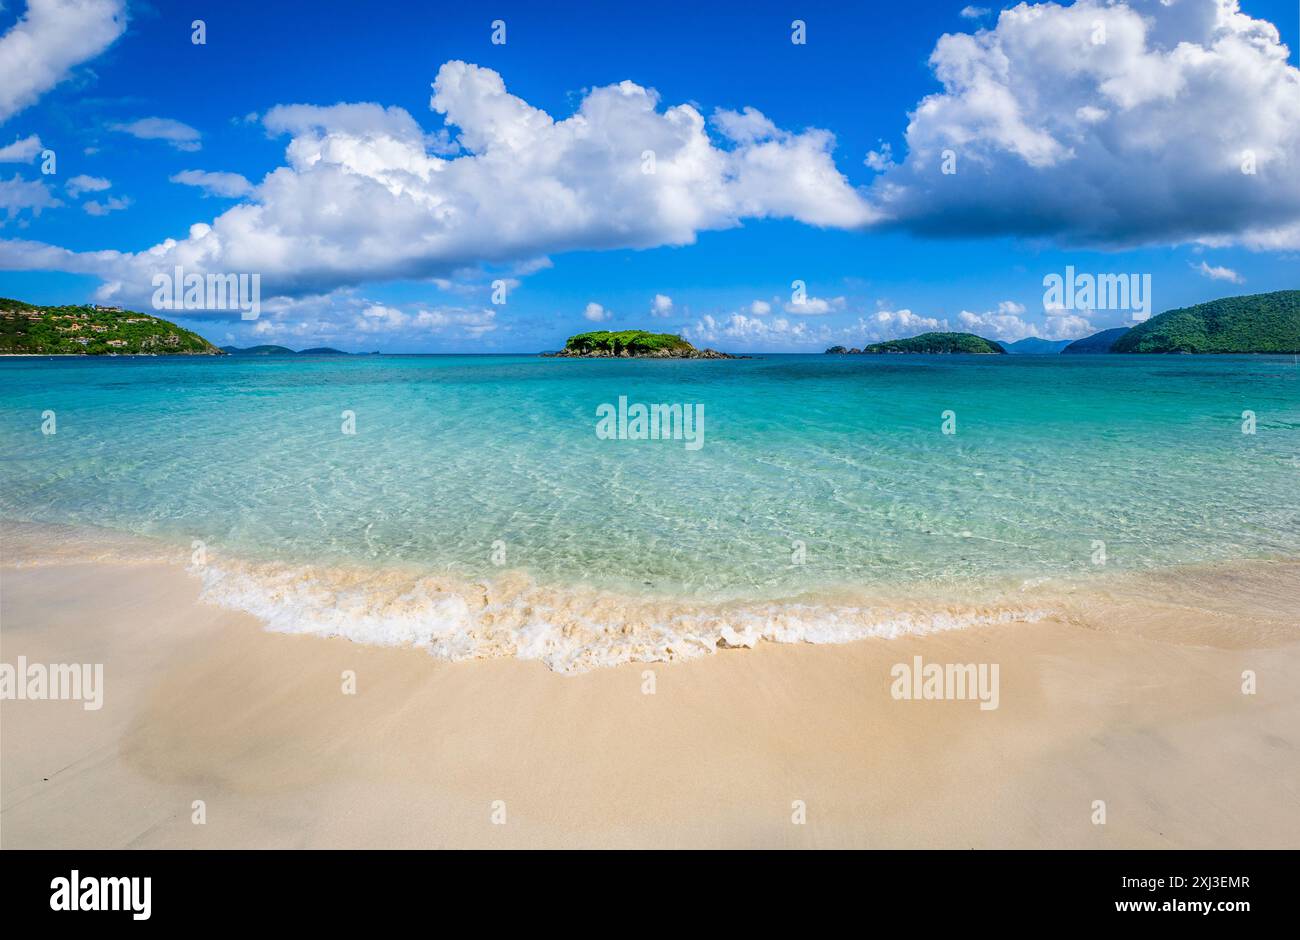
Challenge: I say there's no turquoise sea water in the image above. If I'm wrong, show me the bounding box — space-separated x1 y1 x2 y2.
2 354 1298 668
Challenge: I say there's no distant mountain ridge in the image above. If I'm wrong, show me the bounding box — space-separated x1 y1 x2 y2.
221 345 353 355
1002 337 1073 354
1062 327 1131 354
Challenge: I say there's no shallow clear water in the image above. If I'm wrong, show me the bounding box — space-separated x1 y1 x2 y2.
2 353 1299 596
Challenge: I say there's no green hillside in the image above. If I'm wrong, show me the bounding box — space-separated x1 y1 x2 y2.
0 298 222 356
1111 290 1300 354
555 329 734 358
861 332 1005 354
560 330 695 355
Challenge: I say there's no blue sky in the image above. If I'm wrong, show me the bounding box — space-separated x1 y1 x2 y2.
1 0 1298 351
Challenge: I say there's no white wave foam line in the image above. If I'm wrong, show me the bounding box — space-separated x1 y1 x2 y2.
193 561 1052 674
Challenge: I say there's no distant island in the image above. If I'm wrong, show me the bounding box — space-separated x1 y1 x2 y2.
1111 289 1300 353
551 329 735 358
827 332 1005 355
221 345 357 356
1062 326 1131 354
0 298 221 355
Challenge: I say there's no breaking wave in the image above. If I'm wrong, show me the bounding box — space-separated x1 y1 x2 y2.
193 558 1052 673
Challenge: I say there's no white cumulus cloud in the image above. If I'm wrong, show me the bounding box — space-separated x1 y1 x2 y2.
872 308 944 334
785 295 846 315
0 0 125 125
958 300 1093 340
684 313 832 349
868 0 1300 248
0 61 875 306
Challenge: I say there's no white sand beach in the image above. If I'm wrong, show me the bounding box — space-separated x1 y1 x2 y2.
3 548 1298 849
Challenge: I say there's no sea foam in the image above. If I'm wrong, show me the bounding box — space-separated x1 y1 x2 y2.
193 559 1051 673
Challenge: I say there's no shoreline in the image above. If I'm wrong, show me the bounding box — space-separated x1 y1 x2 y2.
2 529 1298 848
0 352 223 358
4 518 1299 670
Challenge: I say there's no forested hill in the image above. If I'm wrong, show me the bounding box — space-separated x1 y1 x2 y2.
1112 290 1300 354
0 299 222 355
857 332 1005 354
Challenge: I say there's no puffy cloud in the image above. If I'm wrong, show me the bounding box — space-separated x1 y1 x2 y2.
958 300 1093 340
685 303 983 349
1192 259 1243 283
67 173 125 215
241 295 499 346
749 300 772 315
0 0 125 125
0 236 114 271
785 294 846 315
864 141 895 171
683 297 1095 350
871 308 944 334
356 303 407 332
0 134 42 162
110 117 202 151
583 302 610 322
868 0 1300 248
169 169 254 198
82 194 128 215
1044 313 1094 339
65 173 109 196
650 293 673 317
0 61 875 305
0 174 61 223
416 307 497 336
354 302 497 337
684 313 833 348
711 106 780 144
960 6 992 18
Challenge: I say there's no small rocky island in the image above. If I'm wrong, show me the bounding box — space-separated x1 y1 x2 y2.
551 329 736 358
827 331 1006 355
